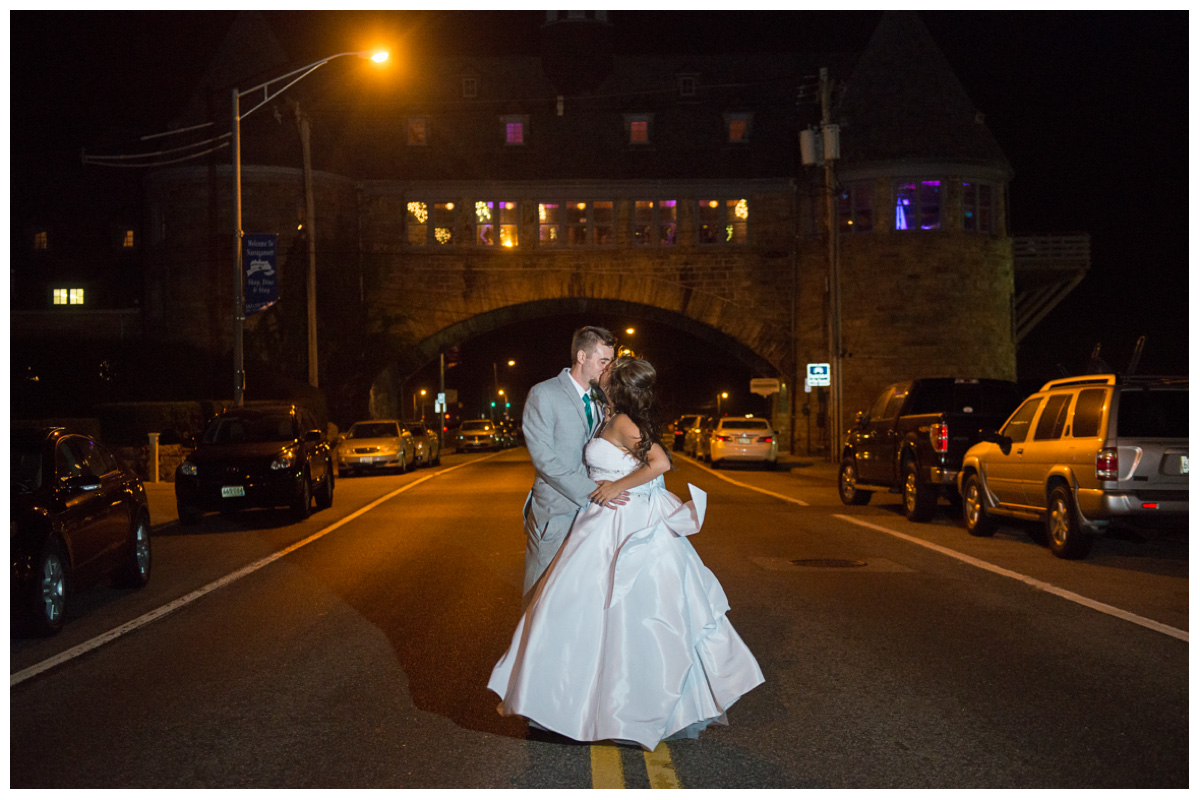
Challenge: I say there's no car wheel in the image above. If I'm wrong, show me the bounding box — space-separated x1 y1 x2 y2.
838 457 871 505
710 458 721 469
115 512 152 588
316 465 334 510
1046 486 1093 559
292 475 312 520
28 537 68 636
177 502 202 526
903 461 937 522
432 451 441 466
962 474 997 537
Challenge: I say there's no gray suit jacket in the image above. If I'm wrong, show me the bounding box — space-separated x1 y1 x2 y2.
522 369 597 530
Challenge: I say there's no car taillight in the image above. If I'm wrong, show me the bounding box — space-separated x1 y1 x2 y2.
929 423 949 453
758 436 773 443
1096 448 1118 480
715 435 732 442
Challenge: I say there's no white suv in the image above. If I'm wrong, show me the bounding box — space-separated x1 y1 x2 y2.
958 375 1188 559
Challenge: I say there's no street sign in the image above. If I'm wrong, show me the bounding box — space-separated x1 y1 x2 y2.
243 234 278 316
750 378 780 397
807 363 831 387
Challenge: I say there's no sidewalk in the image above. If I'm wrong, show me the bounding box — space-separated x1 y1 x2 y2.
143 480 180 529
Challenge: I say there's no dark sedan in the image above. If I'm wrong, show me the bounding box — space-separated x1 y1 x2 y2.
11 427 152 635
175 403 334 524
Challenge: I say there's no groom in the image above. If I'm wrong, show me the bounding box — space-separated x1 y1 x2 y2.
520 325 621 598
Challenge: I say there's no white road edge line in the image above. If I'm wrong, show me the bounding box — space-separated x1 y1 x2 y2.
686 458 808 506
834 514 1188 643
11 453 504 687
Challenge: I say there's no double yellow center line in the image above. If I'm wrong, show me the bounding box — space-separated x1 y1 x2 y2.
590 743 681 789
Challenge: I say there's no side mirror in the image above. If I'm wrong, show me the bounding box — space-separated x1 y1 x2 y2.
979 430 1013 456
66 473 102 492
304 430 324 443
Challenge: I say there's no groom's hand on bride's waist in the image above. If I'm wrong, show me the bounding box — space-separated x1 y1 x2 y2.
589 480 630 508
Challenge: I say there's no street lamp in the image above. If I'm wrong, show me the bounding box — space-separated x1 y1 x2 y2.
717 391 728 417
231 49 387 406
493 359 515 406
413 388 427 420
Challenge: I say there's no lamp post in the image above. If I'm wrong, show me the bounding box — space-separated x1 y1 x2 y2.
717 391 728 417
231 49 387 406
413 389 427 421
492 360 515 414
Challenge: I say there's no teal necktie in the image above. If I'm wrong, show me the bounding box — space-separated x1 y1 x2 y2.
583 393 593 429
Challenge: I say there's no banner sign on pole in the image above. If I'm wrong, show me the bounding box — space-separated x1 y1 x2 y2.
750 378 780 397
244 234 278 316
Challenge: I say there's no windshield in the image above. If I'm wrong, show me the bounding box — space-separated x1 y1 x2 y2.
718 419 770 430
202 415 297 444
462 421 493 432
1117 388 1189 438
11 439 44 492
348 422 400 439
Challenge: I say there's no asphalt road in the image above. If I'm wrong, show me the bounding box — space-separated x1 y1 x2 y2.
9 449 1189 788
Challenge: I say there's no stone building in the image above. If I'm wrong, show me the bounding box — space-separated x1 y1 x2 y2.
12 11 1088 454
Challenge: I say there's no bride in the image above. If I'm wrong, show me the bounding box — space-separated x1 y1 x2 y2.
488 355 764 751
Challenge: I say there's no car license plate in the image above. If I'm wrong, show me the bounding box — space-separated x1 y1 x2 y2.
1181 455 1189 475
739 437 752 444
221 486 245 498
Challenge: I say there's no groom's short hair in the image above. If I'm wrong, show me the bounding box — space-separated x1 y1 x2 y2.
571 326 616 362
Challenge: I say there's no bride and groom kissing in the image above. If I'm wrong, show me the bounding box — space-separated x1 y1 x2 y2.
487 325 763 751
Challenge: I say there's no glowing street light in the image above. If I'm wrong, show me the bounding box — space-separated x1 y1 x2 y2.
231 49 387 405
717 391 729 417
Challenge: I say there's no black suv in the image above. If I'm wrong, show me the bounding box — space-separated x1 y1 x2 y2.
175 403 334 524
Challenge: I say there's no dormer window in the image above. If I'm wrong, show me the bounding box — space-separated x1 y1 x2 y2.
407 117 428 146
33 230 47 250
678 74 698 98
624 114 652 146
725 112 752 144
462 77 478 99
502 115 528 145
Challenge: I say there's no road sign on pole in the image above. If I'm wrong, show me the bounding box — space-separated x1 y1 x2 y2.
807 363 831 387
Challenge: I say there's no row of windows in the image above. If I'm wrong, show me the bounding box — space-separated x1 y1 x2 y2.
404 198 750 248
406 111 754 148
52 288 86 305
838 180 996 234
30 228 136 252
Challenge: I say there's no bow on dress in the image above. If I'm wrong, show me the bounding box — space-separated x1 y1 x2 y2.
605 484 708 610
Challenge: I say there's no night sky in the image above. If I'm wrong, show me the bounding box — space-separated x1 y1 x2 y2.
9 11 1189 421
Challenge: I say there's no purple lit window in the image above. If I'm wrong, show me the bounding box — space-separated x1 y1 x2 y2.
506 122 524 145
633 200 677 246
895 180 941 231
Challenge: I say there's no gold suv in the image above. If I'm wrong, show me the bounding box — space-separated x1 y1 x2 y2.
958 375 1189 559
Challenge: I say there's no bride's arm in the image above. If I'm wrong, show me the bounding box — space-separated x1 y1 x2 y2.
589 416 670 505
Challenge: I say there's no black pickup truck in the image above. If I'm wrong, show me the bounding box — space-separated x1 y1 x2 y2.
837 378 1022 521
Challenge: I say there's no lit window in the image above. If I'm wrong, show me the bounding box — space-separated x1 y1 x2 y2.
963 181 994 233
593 201 614 245
895 180 941 231
122 229 135 248
539 203 561 246
462 77 478 98
407 201 428 245
566 201 589 245
698 199 749 244
34 231 47 250
54 288 84 305
633 200 677 246
558 201 615 246
725 113 752 144
475 201 519 247
838 183 873 233
434 202 456 245
502 116 528 146
407 118 427 146
625 114 652 145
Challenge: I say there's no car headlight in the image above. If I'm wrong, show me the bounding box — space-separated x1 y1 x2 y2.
180 462 199 477
271 451 297 470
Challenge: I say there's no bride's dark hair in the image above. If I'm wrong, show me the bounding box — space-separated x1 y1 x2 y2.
600 355 667 466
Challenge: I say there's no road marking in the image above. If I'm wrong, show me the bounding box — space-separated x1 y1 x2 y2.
643 743 682 788
10 454 504 687
835 514 1189 643
590 744 625 788
684 459 808 506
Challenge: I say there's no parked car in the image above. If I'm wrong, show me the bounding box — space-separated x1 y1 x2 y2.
338 420 416 475
838 378 1022 521
175 403 335 523
403 421 442 467
693 417 717 462
456 419 501 452
11 427 152 635
672 414 704 452
959 374 1189 559
707 417 778 468
683 416 712 458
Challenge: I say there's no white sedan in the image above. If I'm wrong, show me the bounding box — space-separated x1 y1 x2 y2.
707 417 778 469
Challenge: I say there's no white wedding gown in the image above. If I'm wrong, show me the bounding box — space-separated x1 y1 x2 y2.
488 437 764 750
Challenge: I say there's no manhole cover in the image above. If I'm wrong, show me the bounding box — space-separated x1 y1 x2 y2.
789 558 868 568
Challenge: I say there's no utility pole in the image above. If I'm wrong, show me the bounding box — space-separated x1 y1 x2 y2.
820 67 843 462
294 101 319 388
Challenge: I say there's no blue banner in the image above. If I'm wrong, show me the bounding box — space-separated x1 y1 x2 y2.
244 234 278 316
